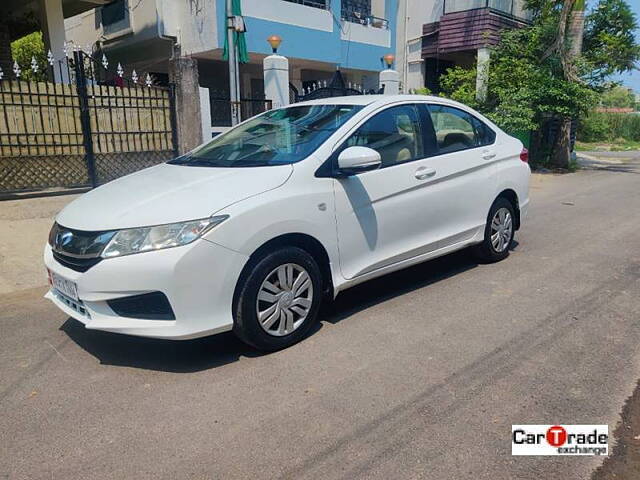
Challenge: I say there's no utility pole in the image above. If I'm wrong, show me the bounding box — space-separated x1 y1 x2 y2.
226 0 241 125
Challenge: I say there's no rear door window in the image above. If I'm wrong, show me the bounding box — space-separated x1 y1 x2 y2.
345 104 424 168
428 105 478 154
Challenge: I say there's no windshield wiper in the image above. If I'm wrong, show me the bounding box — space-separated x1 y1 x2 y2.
170 158 217 167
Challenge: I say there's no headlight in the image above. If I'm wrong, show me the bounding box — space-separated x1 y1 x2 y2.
101 215 228 258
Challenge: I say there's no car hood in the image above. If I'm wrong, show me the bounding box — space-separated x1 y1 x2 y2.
56 163 293 231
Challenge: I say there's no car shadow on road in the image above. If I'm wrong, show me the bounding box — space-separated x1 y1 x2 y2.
321 247 484 325
60 320 263 372
61 243 516 373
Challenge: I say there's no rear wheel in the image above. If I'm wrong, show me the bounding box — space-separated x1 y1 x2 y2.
473 197 515 263
233 247 322 351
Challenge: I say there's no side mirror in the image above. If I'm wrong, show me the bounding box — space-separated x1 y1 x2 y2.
337 146 382 176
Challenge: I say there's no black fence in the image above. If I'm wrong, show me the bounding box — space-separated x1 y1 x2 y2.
0 49 177 194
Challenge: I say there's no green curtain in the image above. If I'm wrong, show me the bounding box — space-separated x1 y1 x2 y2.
222 0 249 64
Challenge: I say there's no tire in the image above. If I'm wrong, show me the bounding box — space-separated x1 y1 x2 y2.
233 246 323 351
473 197 516 263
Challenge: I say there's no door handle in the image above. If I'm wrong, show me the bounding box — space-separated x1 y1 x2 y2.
482 150 496 160
415 167 436 180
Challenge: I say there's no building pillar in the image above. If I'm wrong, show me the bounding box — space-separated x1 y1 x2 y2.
199 87 212 143
379 68 400 95
39 0 69 83
476 47 490 102
169 57 203 154
263 54 289 109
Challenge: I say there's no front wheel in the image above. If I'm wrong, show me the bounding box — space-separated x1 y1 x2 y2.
473 197 515 263
233 247 323 351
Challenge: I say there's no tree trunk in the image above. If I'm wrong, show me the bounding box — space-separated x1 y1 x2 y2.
568 8 585 58
551 117 572 169
551 0 585 169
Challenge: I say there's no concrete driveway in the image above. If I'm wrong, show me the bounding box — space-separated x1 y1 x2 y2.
1 161 640 479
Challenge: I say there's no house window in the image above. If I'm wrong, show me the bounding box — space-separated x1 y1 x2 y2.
102 0 126 27
342 0 371 24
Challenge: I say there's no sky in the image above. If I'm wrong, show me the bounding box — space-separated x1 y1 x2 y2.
609 0 640 92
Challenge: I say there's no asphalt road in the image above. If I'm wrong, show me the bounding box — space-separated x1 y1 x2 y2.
1 160 640 479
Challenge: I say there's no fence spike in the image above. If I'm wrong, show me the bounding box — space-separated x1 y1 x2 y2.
31 56 39 73
0 66 3 80
13 60 21 78
116 63 124 78
323 80 327 87
145 73 152 87
132 69 138 83
47 50 55 65
102 54 108 69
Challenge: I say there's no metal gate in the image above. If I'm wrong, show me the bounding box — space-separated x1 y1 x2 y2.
290 69 373 103
0 50 177 194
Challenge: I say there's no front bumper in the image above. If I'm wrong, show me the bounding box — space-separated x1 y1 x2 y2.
44 239 249 340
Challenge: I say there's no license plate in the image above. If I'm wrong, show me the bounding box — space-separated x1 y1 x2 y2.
50 270 79 301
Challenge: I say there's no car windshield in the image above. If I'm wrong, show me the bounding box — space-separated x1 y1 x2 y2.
170 104 363 167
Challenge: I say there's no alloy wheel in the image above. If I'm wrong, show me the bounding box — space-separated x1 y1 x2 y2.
256 263 314 337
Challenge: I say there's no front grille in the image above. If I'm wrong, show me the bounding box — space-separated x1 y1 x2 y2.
49 223 115 272
53 251 103 273
107 292 176 320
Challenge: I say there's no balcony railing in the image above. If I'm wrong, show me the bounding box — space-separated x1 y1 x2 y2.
282 0 329 9
443 0 532 21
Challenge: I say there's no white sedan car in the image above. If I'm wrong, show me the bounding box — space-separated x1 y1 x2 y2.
45 95 530 350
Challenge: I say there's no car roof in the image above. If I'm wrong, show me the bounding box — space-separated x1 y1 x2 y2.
292 94 461 108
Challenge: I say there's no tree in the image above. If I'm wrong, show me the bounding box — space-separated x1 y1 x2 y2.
439 0 639 168
600 85 636 108
546 0 585 168
583 0 640 86
10 31 47 82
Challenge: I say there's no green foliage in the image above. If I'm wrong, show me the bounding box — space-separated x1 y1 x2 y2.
583 0 640 85
599 85 636 108
439 67 478 108
577 111 640 142
438 24 596 136
10 31 47 82
410 87 432 95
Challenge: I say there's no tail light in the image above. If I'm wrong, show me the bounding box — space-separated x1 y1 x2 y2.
520 148 529 163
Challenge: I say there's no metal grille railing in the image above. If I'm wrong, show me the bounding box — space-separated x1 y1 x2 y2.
443 0 533 21
282 0 329 9
0 48 177 194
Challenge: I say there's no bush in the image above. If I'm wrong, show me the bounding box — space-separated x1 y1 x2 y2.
11 31 47 82
578 111 640 142
578 112 611 142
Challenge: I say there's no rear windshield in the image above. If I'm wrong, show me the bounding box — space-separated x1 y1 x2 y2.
170 104 363 168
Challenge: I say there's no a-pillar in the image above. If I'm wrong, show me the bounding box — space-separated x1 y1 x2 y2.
38 0 69 83
264 54 289 109
379 68 400 95
169 56 203 154
476 47 490 102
